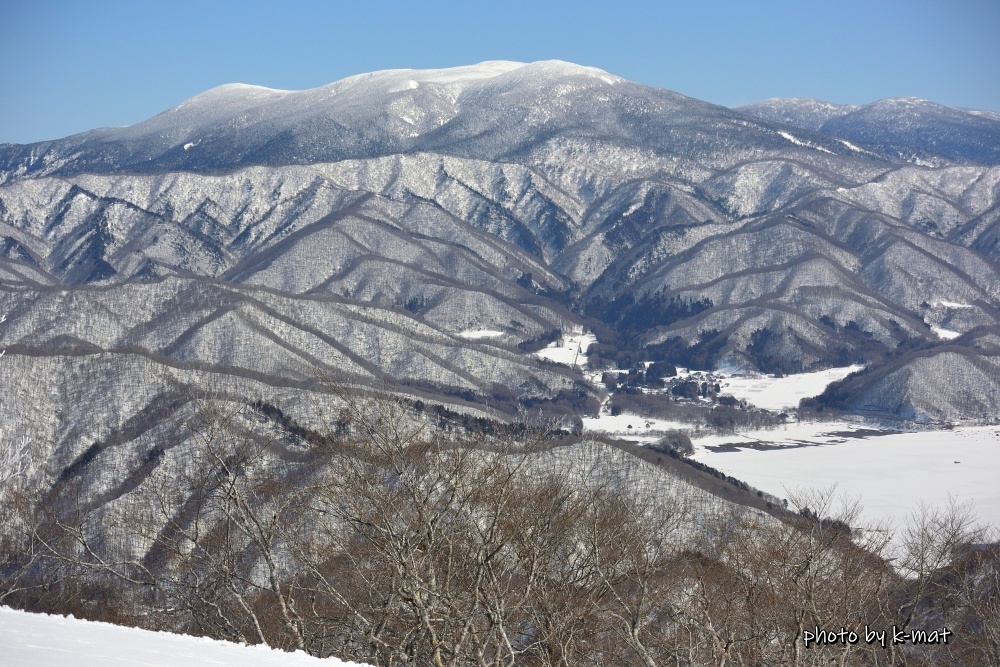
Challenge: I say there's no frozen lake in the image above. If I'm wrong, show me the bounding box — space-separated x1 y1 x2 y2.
691 421 1000 533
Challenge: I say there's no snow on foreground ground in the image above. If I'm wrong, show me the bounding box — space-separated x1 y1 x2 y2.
0 606 366 667
691 423 1000 532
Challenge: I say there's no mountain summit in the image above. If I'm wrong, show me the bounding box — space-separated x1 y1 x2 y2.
2 60 850 183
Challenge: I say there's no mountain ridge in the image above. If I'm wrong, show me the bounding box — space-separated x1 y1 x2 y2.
0 60 892 185
2 60 999 443
739 95 1000 166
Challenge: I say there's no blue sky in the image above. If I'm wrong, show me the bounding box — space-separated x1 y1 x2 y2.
1 0 998 144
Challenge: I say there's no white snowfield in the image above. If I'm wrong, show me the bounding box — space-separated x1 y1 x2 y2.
456 329 505 339
532 331 597 368
931 326 961 340
718 365 863 411
0 606 365 667
582 412 691 440
692 423 1000 531
581 365 861 441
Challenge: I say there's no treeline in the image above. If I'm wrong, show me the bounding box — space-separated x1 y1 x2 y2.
603 380 783 434
0 394 998 666
587 327 731 374
584 289 934 377
590 292 714 342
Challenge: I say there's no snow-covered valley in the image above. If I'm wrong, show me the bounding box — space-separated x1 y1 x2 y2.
582 363 1000 533
1 59 999 666
716 365 863 411
691 422 1000 531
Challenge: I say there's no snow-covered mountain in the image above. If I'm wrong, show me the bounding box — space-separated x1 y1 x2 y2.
738 96 1000 165
735 97 861 132
6 63 1000 667
2 59 1000 462
0 60 872 184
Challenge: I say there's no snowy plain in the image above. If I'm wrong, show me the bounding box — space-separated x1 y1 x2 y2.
582 365 864 440
716 365 863 411
0 606 364 667
581 412 691 441
532 331 597 367
691 422 1000 532
580 361 999 534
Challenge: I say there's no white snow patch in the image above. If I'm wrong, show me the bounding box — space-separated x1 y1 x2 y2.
533 331 597 368
718 365 862 411
457 329 505 339
934 300 974 309
0 606 363 667
182 142 198 151
691 425 1000 532
931 326 961 340
777 131 834 154
839 139 865 152
388 79 420 92
778 131 805 146
582 411 690 437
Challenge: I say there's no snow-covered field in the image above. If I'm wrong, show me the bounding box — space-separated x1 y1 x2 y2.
717 365 863 411
581 364 863 442
931 326 961 340
580 364 998 533
691 423 1000 531
533 331 597 368
456 329 505 339
692 420 879 450
582 411 691 442
0 606 364 667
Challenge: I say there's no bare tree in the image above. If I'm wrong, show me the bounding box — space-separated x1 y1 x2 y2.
18 382 1000 667
885 498 986 667
0 432 30 488
0 433 44 604
955 535 1000 667
302 390 555 666
579 480 688 667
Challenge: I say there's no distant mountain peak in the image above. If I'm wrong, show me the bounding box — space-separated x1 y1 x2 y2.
865 96 940 111
166 82 290 112
738 93 1000 165
736 98 860 131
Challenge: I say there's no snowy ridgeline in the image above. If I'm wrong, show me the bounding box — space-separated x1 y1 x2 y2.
526 439 762 539
0 606 364 667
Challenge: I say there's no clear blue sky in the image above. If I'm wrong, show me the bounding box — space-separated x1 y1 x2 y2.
2 0 998 144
